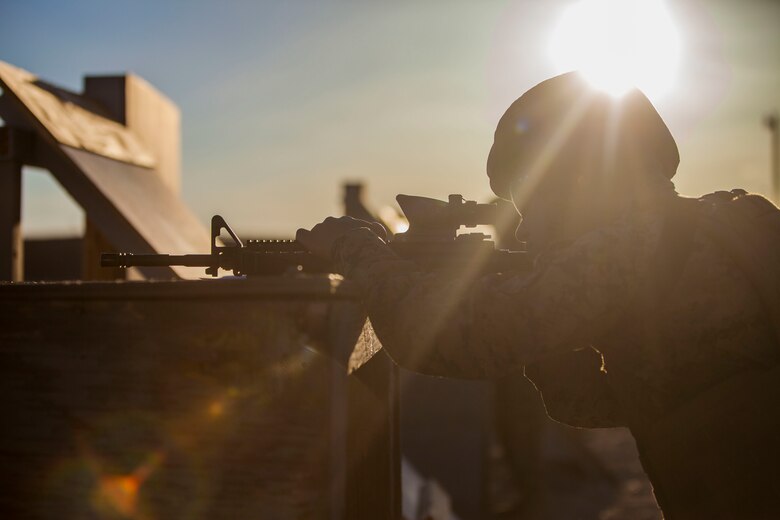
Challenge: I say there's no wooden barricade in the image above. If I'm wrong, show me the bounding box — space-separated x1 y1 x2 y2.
0 277 400 519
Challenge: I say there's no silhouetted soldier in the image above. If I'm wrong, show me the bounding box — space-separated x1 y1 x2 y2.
298 72 780 519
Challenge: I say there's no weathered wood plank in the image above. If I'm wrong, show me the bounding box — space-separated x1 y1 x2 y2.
0 61 155 168
60 146 209 277
84 74 181 194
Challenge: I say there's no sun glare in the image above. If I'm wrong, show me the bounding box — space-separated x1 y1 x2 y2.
549 0 681 100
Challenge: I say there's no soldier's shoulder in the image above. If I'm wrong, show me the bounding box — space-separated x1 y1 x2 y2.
698 189 779 216
531 210 664 296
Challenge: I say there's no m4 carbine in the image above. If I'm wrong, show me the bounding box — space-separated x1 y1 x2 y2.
101 194 529 277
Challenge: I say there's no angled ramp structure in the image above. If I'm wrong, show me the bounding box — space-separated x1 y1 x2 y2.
0 61 208 280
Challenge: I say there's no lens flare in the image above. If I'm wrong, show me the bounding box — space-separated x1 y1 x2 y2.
549 0 681 100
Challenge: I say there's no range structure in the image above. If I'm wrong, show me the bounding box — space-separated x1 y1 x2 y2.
0 61 208 281
0 63 402 519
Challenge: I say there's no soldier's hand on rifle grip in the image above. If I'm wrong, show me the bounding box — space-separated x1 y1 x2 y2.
297 217 387 260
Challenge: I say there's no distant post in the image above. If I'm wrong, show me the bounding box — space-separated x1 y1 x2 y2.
0 127 26 281
0 159 22 281
765 112 779 205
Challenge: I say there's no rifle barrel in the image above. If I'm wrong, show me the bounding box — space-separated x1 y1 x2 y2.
101 253 214 268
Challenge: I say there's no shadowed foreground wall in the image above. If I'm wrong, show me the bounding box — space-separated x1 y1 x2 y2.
0 278 400 519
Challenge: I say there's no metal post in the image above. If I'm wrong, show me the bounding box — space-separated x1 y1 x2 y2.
0 158 23 281
765 113 779 205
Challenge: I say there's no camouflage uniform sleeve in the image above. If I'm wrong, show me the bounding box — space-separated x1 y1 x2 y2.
333 224 644 380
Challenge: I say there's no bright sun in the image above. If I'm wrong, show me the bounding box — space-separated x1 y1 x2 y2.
549 0 681 100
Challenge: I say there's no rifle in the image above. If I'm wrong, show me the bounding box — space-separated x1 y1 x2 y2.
101 194 529 277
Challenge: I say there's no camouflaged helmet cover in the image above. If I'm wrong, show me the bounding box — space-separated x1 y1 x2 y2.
487 71 679 199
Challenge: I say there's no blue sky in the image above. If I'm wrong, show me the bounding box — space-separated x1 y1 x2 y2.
2 0 778 237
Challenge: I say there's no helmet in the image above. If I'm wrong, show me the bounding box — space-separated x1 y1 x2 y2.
487 71 679 199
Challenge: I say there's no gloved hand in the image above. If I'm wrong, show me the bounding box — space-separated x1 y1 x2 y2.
296 216 387 260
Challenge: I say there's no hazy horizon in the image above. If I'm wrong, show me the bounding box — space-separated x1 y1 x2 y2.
2 0 778 238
